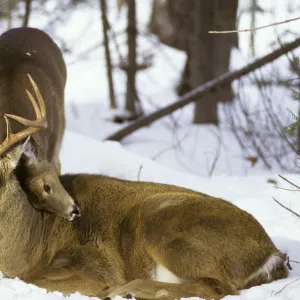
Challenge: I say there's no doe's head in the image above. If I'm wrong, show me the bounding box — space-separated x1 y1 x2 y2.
16 139 81 222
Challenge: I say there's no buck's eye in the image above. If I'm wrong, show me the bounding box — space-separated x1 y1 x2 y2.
44 183 51 194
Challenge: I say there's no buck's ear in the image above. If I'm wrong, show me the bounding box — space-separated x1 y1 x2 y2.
7 136 32 170
22 137 38 165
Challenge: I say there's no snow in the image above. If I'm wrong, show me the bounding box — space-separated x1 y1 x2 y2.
58 0 300 175
2 0 300 299
1 130 300 299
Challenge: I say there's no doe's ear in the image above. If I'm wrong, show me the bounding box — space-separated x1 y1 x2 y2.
22 137 38 165
7 136 32 170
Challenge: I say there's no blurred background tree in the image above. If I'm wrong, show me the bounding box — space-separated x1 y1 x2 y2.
1 0 300 172
149 0 238 124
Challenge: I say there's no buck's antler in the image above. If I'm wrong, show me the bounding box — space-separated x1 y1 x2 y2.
0 74 47 157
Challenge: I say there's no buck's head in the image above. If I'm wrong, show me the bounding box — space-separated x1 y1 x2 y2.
0 73 80 221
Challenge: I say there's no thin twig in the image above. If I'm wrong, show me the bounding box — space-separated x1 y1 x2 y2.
231 77 272 170
238 91 272 169
209 16 300 34
274 277 300 295
249 68 288 171
209 135 222 177
290 259 300 265
274 186 300 192
272 197 300 218
278 174 300 189
137 164 143 181
152 132 189 160
275 112 300 156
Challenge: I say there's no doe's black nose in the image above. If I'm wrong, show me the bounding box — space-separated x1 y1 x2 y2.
71 205 81 218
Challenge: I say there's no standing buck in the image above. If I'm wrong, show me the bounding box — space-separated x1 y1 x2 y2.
0 27 80 221
0 131 288 298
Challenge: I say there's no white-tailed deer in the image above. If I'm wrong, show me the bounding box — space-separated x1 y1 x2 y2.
0 27 80 221
0 140 288 299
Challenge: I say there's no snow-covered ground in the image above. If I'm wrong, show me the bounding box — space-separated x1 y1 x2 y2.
1 0 300 299
1 130 300 300
60 0 300 176
62 132 300 300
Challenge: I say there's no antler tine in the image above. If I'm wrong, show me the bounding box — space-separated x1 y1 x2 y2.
5 74 47 129
0 117 40 157
0 75 47 157
27 74 46 119
4 116 12 137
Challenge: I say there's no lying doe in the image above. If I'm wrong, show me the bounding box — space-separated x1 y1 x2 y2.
0 139 288 299
0 27 80 221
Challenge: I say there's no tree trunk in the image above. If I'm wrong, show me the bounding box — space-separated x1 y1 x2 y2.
149 0 189 51
189 0 217 124
191 0 238 124
99 0 117 109
149 0 238 124
125 0 140 115
23 0 32 27
7 1 13 29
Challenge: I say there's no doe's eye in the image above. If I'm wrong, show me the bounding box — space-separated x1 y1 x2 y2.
44 183 51 194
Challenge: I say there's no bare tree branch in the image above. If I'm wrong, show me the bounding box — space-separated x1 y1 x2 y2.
278 174 300 190
274 277 300 295
209 16 300 34
106 36 300 141
272 197 300 218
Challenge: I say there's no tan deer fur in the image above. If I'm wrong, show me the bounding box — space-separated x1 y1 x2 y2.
0 142 288 300
0 27 80 220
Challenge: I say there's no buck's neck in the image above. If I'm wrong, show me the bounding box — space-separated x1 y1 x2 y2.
0 173 55 278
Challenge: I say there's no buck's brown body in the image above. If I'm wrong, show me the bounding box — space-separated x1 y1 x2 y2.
0 145 288 300
0 27 66 172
